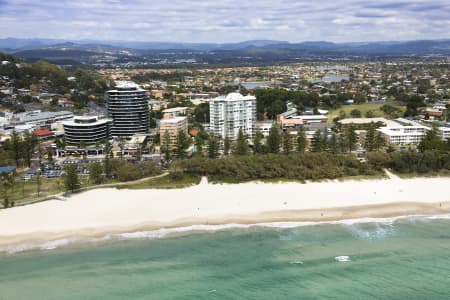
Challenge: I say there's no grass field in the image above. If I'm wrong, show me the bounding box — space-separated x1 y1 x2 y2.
328 103 406 122
0 172 200 209
1 175 92 208
116 173 201 190
4 177 64 207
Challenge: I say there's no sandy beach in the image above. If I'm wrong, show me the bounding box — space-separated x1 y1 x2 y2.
1 175 450 248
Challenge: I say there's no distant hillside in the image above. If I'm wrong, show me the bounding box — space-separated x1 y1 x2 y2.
3 38 450 66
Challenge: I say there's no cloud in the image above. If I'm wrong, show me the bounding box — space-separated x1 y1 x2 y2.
0 0 449 42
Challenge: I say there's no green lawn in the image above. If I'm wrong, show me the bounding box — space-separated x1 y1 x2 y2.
328 103 406 122
1 175 93 208
115 173 201 190
4 177 64 207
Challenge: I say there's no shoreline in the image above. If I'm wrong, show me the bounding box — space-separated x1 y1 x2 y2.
1 176 450 249
1 202 449 251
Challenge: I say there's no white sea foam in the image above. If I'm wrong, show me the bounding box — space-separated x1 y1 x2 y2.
335 256 351 262
2 214 449 254
0 238 78 254
423 214 450 220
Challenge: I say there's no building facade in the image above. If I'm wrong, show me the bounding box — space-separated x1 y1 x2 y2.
162 107 188 118
438 126 450 141
209 92 256 141
376 126 429 146
159 116 188 149
62 116 112 146
106 81 149 137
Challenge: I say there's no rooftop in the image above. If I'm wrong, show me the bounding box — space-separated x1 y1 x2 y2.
280 108 297 118
0 166 16 174
292 115 328 120
15 111 74 124
33 129 54 137
162 107 188 113
62 116 112 127
114 81 140 89
338 118 401 127
160 116 187 124
213 92 256 101
377 126 429 136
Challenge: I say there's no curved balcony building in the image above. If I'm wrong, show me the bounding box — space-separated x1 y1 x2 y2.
106 81 149 137
62 116 112 146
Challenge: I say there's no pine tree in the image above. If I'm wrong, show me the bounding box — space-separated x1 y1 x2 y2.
418 125 448 152
223 137 231 155
374 132 386 151
89 162 104 184
282 130 292 155
63 164 80 193
194 135 203 155
103 140 112 179
311 130 323 152
266 124 281 153
207 133 220 159
161 130 171 161
322 129 329 152
296 127 307 153
253 131 265 154
234 128 249 155
23 130 38 168
117 137 126 159
36 171 41 197
47 149 53 164
10 130 22 167
175 131 190 158
342 125 357 153
328 132 339 154
364 124 376 151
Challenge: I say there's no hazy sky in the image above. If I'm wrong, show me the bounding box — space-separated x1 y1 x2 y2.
1 0 449 43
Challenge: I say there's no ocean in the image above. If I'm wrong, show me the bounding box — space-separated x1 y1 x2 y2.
1 216 450 299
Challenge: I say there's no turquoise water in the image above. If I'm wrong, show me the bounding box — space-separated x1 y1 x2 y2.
1 217 450 299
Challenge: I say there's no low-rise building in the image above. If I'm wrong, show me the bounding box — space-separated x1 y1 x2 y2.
293 115 328 125
338 118 400 127
159 116 188 149
376 126 429 146
33 128 55 141
255 121 274 137
10 110 74 128
162 107 188 118
62 116 112 146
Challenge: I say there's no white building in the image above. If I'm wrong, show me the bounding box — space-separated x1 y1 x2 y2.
438 127 450 141
376 126 429 146
162 107 188 118
255 121 273 137
209 92 256 141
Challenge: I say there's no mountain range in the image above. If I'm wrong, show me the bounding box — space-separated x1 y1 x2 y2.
1 38 449 65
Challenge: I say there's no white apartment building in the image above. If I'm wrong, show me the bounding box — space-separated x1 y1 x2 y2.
376 126 429 145
438 127 450 141
209 92 256 141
